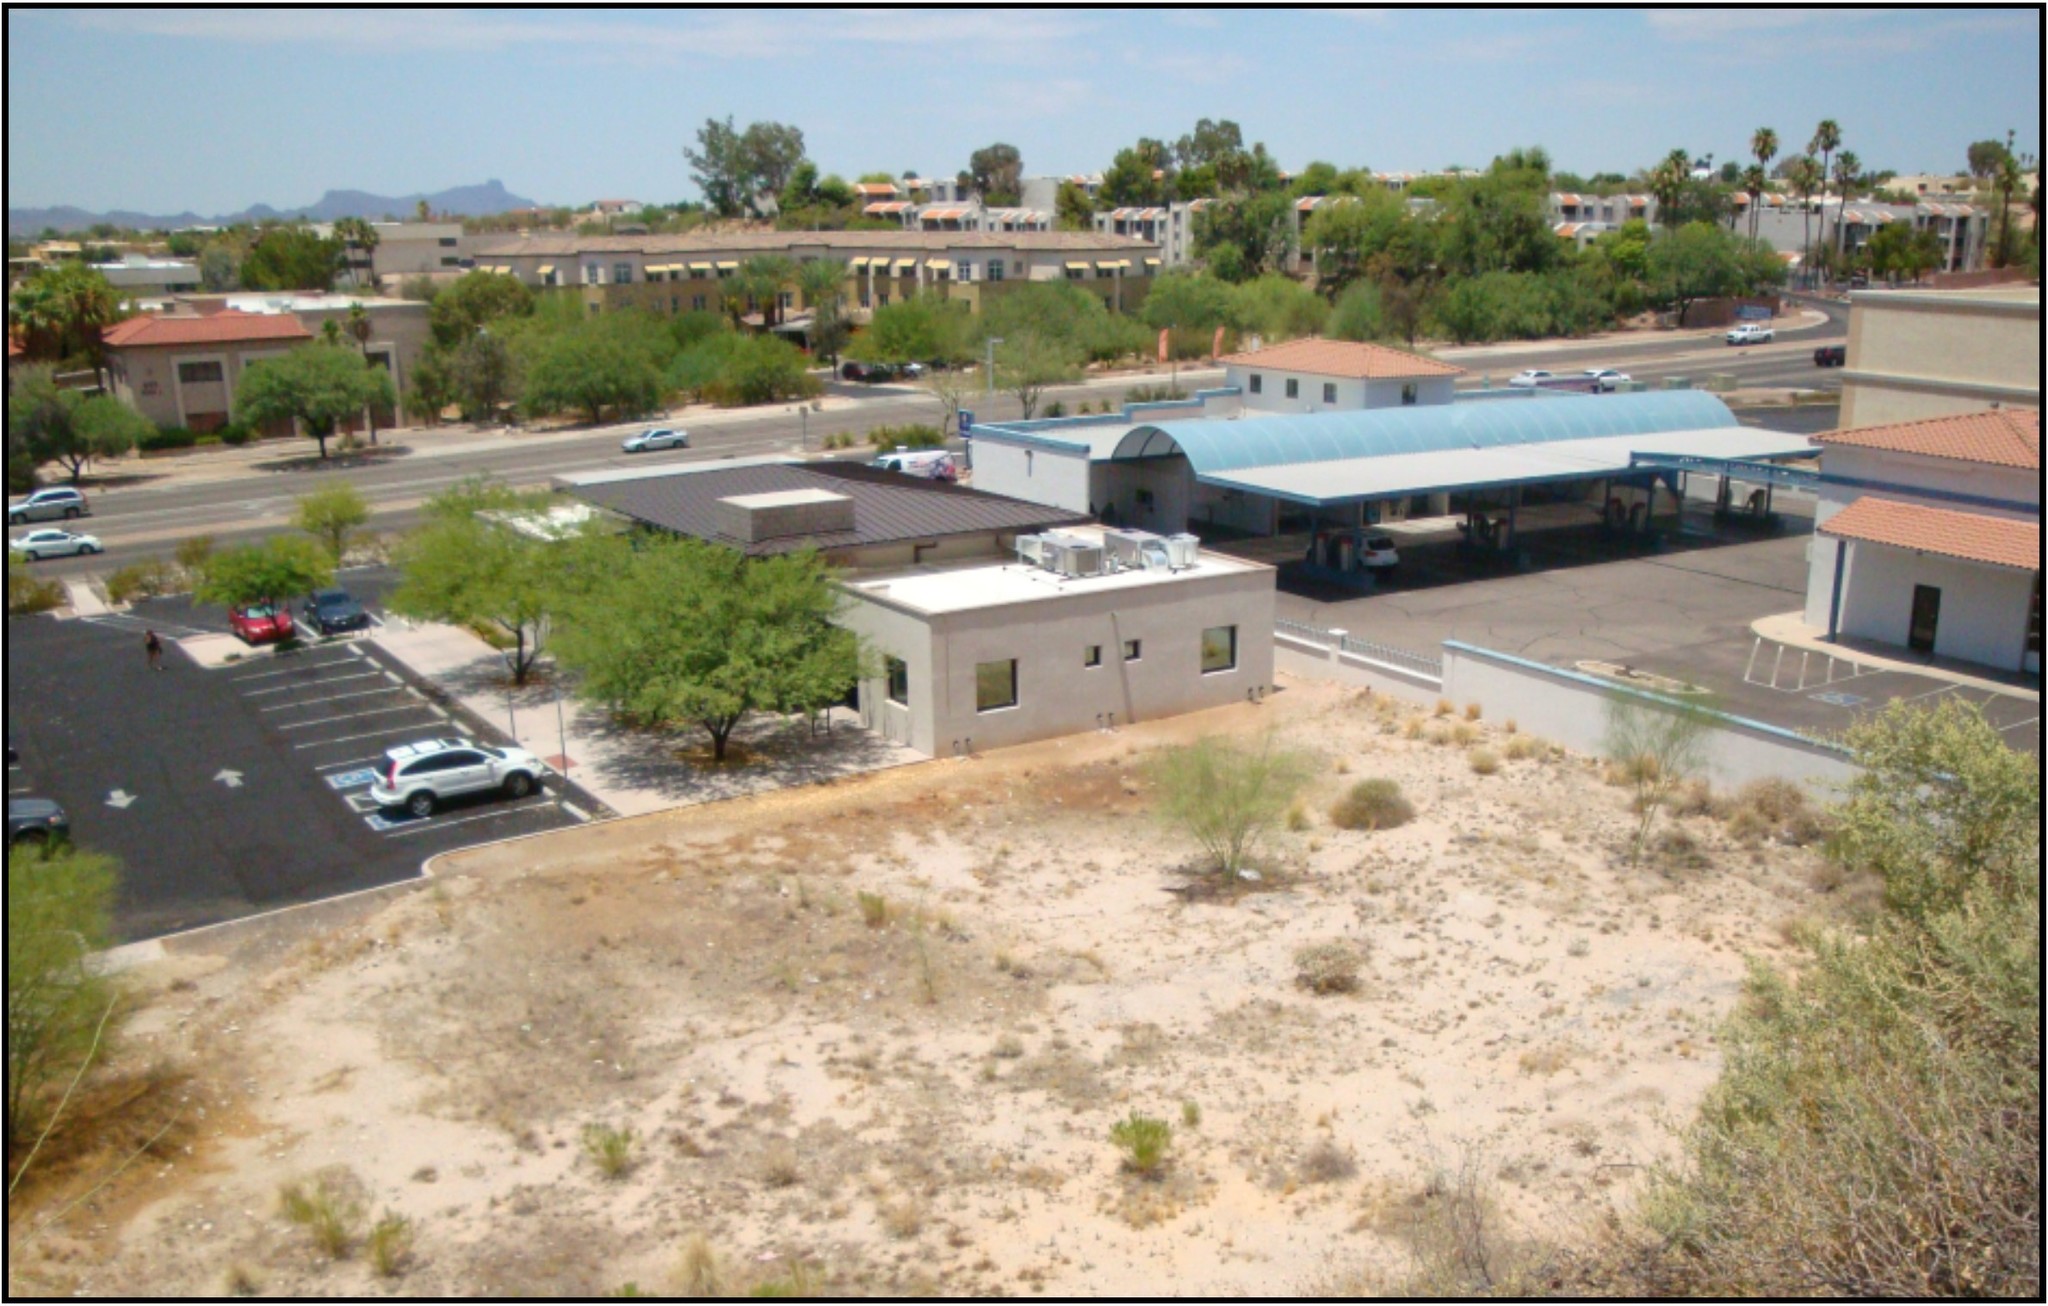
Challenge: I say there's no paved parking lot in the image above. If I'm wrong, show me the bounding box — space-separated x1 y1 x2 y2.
6 608 592 943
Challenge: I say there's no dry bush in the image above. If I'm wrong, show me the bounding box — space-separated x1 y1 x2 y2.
1505 734 1544 762
880 1193 925 1239
1286 799 1311 832
857 891 891 928
1402 717 1425 740
759 1140 801 1188
1452 722 1480 746
1294 940 1365 994
278 1170 366 1259
1330 779 1414 831
366 1211 414 1278
1464 702 1483 721
1503 718 1518 735
1331 1153 1549 1296
1725 778 1833 847
675 1233 726 1297
1434 698 1454 717
1468 748 1500 776
1298 1138 1359 1184
581 1122 637 1179
1518 1043 1578 1077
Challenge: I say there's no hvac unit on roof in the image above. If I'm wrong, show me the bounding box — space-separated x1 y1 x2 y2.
1037 532 1105 579
1103 528 1172 572
1165 534 1201 569
1014 534 1047 567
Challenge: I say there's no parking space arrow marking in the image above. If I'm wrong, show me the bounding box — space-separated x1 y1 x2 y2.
105 789 138 809
215 769 245 789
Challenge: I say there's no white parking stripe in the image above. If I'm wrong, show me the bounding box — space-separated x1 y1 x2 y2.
314 754 391 771
261 686 408 712
241 671 383 697
292 721 445 750
230 655 362 683
278 704 428 731
1998 715 2039 733
379 798 559 838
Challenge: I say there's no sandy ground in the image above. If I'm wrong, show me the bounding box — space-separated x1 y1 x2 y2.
6 674 1862 1298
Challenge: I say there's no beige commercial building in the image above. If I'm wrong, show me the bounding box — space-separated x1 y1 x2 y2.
469 230 1160 320
314 221 470 282
1838 285 2041 427
839 528 1276 757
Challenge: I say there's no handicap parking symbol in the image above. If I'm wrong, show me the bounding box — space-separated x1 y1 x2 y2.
363 810 423 832
325 768 381 790
1809 691 1868 707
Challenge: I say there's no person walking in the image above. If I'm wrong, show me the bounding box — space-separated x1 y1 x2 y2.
145 629 164 672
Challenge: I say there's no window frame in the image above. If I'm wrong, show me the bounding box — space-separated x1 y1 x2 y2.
611 262 634 285
1285 377 1300 400
885 656 909 706
974 658 1018 713
1200 625 1238 675
1122 638 1142 662
1083 644 1102 668
176 360 224 385
1322 381 1337 404
1248 373 1263 394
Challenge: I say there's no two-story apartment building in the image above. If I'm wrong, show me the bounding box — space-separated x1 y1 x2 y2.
469 230 1161 319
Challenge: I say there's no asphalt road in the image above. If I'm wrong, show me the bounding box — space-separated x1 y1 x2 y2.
18 298 1847 580
5 605 594 943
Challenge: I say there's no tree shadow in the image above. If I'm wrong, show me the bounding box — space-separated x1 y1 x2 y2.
252 445 413 475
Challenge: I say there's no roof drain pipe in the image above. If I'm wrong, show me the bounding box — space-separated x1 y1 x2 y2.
1109 609 1137 727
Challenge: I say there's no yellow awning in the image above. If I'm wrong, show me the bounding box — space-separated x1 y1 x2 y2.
716 260 739 270
847 256 869 269
688 261 712 272
926 258 950 270
1065 261 1090 271
645 264 668 275
892 258 916 271
536 264 555 276
1143 257 1161 266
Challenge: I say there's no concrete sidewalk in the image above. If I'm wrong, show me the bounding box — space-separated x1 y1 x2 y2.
370 618 923 818
1753 611 2039 702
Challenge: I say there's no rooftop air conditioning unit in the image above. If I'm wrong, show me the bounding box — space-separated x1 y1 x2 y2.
1102 528 1164 570
1165 533 1201 569
1014 534 1046 567
1039 534 1105 579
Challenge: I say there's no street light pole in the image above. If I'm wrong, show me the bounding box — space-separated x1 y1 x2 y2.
984 336 1003 402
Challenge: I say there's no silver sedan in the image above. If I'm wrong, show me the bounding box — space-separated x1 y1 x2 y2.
621 428 689 453
9 528 103 560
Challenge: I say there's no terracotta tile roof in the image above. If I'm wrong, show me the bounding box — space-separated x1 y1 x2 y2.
1820 496 2041 571
101 310 313 349
1214 338 1465 381
1815 408 2039 470
473 231 1156 256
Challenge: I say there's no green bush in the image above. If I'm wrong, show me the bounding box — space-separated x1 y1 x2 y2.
139 425 198 452
1330 778 1415 831
218 423 254 447
106 559 181 605
6 845 118 1156
1109 1112 1173 1176
193 432 223 446
865 423 945 451
1124 383 1189 405
8 557 66 614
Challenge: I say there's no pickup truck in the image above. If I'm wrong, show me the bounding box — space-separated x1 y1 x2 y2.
1813 344 1846 367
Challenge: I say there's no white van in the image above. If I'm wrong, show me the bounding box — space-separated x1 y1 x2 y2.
872 448 955 480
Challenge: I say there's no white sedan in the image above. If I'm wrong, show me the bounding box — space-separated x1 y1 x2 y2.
9 528 103 561
1506 369 1554 388
1725 323 1775 345
621 427 689 453
1582 368 1631 392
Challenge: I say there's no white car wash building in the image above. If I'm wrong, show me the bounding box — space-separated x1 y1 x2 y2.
837 527 1275 757
1803 407 2041 674
1218 338 1464 414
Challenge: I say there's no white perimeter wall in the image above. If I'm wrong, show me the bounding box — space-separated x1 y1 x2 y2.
1441 642 1862 791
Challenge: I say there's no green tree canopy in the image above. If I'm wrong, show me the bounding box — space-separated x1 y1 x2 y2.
1100 138 1173 206
1646 222 1745 324
1140 271 1240 334
967 142 1024 206
196 534 335 608
1055 181 1095 232
553 532 864 761
685 117 808 217
993 331 1083 420
7 262 129 380
1300 188 1415 291
1230 274 1329 342
7 845 119 1156
388 480 572 684
294 481 371 562
6 370 149 485
520 320 668 425
235 343 395 458
427 270 536 347
853 294 971 365
1192 192 1295 280
239 225 342 291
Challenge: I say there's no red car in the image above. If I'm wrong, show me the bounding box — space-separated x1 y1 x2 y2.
229 601 295 645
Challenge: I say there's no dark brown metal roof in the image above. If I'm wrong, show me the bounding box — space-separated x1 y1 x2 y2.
572 461 1090 558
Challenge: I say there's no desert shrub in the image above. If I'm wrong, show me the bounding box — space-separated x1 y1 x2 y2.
1467 748 1500 776
1340 1154 1547 1296
1299 1139 1359 1184
106 559 181 605
865 422 945 451
856 891 890 928
174 533 217 577
1463 702 1482 721
279 1172 366 1258
581 1122 637 1179
1603 696 1713 864
676 1234 726 1297
138 425 198 452
6 846 119 1161
1181 1100 1202 1128
1124 382 1188 404
1294 940 1364 994
1504 735 1543 762
1451 722 1479 746
1330 778 1414 831
1285 799 1311 832
1042 399 1067 418
1633 699 2041 1298
1109 1112 1173 1176
217 422 255 447
1434 698 1453 717
366 1211 415 1277
1148 735 1315 878
758 1141 800 1188
1725 777 1831 847
7 557 66 614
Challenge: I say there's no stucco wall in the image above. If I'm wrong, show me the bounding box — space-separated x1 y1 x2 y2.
1840 291 2041 427
1835 542 2035 671
967 439 1093 514
1226 368 1456 415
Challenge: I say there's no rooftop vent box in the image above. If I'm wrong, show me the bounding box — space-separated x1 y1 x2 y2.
715 488 855 543
1038 532 1105 579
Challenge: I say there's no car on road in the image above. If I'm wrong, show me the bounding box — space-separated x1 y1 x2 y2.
9 528 102 561
1360 534 1401 571
301 588 371 637
1582 368 1631 392
368 737 548 819
1725 323 1775 345
841 360 897 383
229 601 295 645
7 796 70 848
897 361 927 379
872 449 955 479
1813 344 1846 367
621 427 689 454
1506 369 1555 388
8 487 91 524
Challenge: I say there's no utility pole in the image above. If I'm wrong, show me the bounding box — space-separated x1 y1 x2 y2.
984 336 1004 402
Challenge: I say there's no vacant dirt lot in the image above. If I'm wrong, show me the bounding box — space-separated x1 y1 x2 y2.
6 675 1863 1298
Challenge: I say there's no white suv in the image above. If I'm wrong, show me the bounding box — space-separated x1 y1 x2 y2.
8 487 90 524
368 737 548 818
1725 323 1775 345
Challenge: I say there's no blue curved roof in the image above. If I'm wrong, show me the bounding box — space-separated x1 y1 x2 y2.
1111 390 1739 475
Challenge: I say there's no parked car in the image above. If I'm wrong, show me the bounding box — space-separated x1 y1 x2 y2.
8 528 102 561
1506 369 1555 388
872 449 955 480
7 487 90 525
228 601 295 645
841 360 898 383
1360 534 1401 571
1725 323 1775 345
1813 344 1846 367
621 427 689 453
7 796 70 848
897 362 927 379
301 588 371 637
1582 368 1631 392
368 737 548 819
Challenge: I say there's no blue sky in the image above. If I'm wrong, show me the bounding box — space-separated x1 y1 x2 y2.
7 7 2041 213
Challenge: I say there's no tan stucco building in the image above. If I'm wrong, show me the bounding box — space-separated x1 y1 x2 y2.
1838 285 2041 428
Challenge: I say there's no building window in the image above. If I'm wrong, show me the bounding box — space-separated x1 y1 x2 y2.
583 264 601 286
886 657 909 706
692 294 707 311
859 289 871 309
1122 639 1142 662
1200 625 1237 674
957 261 973 282
988 259 1005 282
975 659 1017 712
671 296 680 314
613 263 635 284
1065 265 1083 280
877 291 890 308
1248 373 1262 395
176 360 223 384
440 256 461 267
1285 377 1300 399
1084 645 1102 668
438 236 459 247
1401 383 1419 406
778 291 793 310
1322 382 1337 404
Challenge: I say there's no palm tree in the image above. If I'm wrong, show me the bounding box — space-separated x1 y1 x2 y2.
736 255 799 330
794 258 850 359
1649 148 1692 229
346 301 381 446
10 263 127 390
1832 151 1862 264
1741 166 1768 249
1748 127 1779 247
1808 119 1842 269
332 217 380 289
1787 156 1822 287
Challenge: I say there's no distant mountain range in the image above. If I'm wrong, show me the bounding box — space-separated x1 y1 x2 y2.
9 180 541 237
